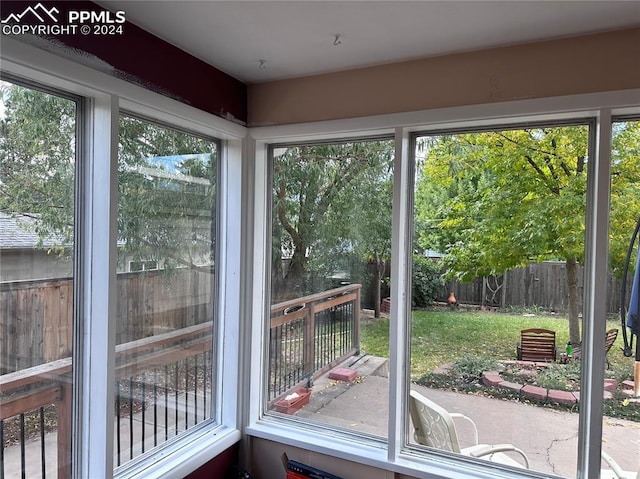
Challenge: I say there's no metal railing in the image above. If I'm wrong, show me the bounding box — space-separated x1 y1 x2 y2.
0 322 213 479
1 285 363 477
268 284 361 403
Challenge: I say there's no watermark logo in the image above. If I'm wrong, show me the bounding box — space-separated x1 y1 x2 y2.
2 2 125 36
1 3 60 24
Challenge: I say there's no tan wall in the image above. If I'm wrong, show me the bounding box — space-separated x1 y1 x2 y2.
248 28 640 126
249 437 421 479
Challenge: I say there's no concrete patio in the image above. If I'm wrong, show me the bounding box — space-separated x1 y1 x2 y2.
294 355 640 478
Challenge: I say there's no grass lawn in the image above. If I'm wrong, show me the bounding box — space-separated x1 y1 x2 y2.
361 307 639 420
360 307 633 385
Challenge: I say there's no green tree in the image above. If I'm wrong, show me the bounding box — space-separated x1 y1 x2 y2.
0 81 218 274
271 140 394 305
117 115 217 273
609 120 640 279
416 126 590 343
0 82 76 248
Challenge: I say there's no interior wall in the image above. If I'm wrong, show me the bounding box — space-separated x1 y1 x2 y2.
184 443 238 478
249 438 420 479
247 28 640 126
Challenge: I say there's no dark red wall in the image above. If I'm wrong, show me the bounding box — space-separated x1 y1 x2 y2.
1 1 247 124
185 443 239 479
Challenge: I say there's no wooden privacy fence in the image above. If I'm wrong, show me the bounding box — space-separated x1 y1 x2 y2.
0 269 212 375
441 261 629 314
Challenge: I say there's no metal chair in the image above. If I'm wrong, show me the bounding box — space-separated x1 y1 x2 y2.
601 450 639 479
409 390 530 468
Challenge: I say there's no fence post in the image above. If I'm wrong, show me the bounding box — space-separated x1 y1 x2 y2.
57 376 72 479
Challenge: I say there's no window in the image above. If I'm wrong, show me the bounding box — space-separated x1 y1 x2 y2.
1 40 243 479
604 117 640 471
251 101 639 479
0 78 78 478
411 123 590 475
266 138 394 438
128 260 158 272
114 114 220 470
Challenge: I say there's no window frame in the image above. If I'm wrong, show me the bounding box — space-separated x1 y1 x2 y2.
246 94 640 479
0 36 244 479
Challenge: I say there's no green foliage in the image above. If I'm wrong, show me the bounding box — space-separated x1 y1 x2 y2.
535 361 581 391
609 120 640 278
416 126 590 279
414 125 601 343
452 355 502 382
0 82 76 245
0 80 218 273
117 115 218 271
271 140 394 301
411 255 443 307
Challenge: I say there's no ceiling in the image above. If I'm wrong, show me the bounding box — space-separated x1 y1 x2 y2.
97 1 640 84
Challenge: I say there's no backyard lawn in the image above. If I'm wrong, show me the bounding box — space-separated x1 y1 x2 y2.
360 307 633 392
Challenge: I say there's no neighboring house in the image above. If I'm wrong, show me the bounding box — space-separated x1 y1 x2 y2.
0 213 72 281
0 213 173 280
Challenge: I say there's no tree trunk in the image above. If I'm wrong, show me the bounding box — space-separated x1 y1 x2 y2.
566 257 581 345
374 253 382 318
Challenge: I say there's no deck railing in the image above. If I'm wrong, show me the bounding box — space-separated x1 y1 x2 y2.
268 284 361 402
0 322 213 479
1 284 362 477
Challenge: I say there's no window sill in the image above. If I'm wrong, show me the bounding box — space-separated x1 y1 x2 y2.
116 425 241 479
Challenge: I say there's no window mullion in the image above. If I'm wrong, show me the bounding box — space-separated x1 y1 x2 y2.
577 109 612 479
76 93 118 479
388 127 412 460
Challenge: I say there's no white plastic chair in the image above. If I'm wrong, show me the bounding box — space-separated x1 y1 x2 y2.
409 390 530 468
601 450 639 479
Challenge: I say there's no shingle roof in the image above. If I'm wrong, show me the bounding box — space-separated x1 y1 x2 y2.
0 213 67 249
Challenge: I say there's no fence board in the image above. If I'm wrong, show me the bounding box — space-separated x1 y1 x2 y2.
1 269 212 374
441 261 631 315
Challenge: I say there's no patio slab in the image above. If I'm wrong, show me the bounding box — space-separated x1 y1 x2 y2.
294 355 640 478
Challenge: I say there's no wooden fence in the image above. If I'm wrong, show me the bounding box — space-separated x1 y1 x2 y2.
440 261 629 314
0 269 212 375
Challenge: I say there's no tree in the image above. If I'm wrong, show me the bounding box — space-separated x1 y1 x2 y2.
609 120 640 280
0 82 76 248
117 115 218 273
416 126 590 343
271 140 394 305
0 81 218 274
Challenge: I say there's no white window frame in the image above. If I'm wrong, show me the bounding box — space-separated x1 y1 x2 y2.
0 36 244 479
245 92 640 479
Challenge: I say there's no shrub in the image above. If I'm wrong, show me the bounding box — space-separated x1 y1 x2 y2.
535 361 581 391
453 355 502 382
412 255 444 307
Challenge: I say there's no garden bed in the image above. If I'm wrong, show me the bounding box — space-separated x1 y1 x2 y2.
415 356 639 422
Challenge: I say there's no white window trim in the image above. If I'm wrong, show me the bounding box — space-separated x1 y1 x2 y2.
1 36 245 479
245 90 640 479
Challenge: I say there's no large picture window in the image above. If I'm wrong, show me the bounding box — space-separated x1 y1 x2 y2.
255 113 639 479
114 115 220 469
266 139 394 438
409 123 592 475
